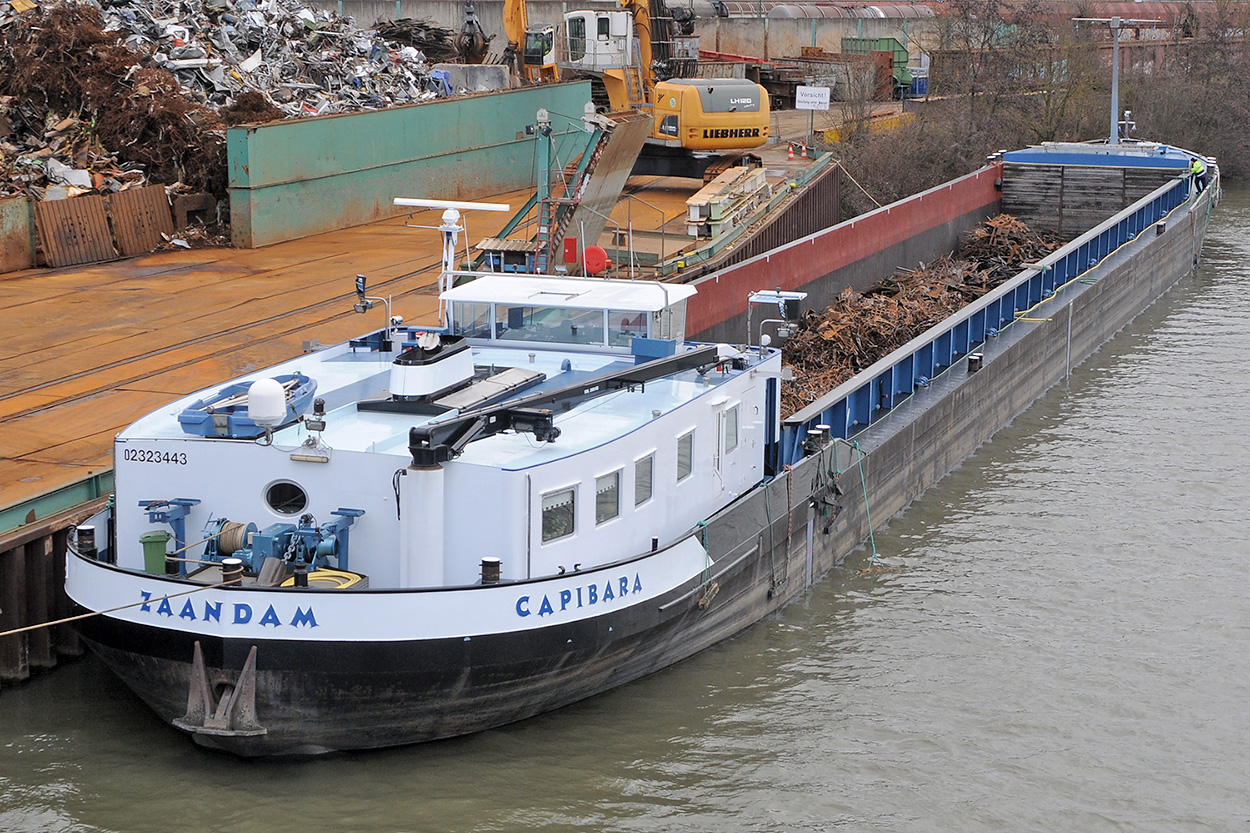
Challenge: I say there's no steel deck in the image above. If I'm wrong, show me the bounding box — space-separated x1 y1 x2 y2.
0 200 533 529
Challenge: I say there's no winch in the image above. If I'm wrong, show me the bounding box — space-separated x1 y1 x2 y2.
200 509 365 573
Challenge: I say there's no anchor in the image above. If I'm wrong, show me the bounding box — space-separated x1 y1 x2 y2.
173 641 268 738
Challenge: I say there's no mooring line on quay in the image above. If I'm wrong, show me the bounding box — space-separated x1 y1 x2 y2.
0 579 237 640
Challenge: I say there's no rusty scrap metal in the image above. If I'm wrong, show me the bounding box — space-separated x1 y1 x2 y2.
0 0 464 203
780 214 1060 417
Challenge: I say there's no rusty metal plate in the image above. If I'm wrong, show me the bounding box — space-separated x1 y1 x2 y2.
33 195 116 268
110 185 174 256
0 196 34 273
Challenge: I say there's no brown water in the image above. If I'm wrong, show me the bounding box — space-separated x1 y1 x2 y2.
2 184 1248 833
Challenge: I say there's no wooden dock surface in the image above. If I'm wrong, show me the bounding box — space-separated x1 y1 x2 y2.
0 146 829 524
0 198 535 518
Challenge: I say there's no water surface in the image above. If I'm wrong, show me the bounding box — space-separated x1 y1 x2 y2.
3 185 1248 832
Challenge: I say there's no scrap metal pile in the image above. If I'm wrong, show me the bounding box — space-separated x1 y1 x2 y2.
0 0 460 201
780 214 1061 417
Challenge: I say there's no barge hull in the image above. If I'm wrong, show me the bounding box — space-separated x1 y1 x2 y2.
66 157 1217 756
73 494 805 754
782 180 1216 601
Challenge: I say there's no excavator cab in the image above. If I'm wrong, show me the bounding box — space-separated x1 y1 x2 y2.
560 11 633 73
521 25 559 82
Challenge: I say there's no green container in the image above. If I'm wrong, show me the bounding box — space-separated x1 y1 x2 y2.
841 37 913 85
140 530 172 574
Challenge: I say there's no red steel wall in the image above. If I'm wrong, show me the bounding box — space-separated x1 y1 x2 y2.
686 164 1004 336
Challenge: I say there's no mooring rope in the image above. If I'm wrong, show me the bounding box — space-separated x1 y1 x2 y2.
697 520 711 588
0 579 237 640
850 440 881 567
839 162 883 208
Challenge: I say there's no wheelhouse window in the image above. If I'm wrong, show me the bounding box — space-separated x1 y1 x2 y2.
635 455 653 506
541 488 576 542
725 405 739 454
451 302 491 339
496 305 605 346
608 310 648 347
596 471 620 524
677 431 694 481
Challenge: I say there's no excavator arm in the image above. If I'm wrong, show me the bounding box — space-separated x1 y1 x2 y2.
617 0 657 93
503 0 528 51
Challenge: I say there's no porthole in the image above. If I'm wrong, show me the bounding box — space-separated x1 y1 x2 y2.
266 481 307 515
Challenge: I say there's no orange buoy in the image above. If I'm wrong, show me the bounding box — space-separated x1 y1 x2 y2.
583 245 609 275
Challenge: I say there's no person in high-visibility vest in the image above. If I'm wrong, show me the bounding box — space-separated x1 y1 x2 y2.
1190 156 1208 195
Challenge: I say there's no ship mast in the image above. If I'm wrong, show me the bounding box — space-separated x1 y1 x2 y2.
1072 15 1163 144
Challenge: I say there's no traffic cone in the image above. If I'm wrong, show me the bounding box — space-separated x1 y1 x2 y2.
787 143 795 161
801 143 808 159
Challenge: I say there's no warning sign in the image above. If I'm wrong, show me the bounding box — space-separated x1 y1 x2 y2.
795 86 831 111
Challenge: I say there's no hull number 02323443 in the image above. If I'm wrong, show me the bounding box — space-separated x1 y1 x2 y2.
123 448 188 465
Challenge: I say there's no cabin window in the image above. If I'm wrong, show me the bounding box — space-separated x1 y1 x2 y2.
496 304 605 346
596 471 620 524
541 488 576 542
609 309 648 347
635 455 654 506
597 16 611 39
567 16 586 62
451 302 491 339
677 431 694 481
725 405 739 454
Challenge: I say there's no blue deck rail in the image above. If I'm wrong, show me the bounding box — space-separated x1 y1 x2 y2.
775 173 1192 468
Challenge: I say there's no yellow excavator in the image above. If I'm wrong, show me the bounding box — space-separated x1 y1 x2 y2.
508 0 770 178
503 0 559 84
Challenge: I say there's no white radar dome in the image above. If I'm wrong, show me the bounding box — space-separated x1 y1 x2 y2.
248 378 287 427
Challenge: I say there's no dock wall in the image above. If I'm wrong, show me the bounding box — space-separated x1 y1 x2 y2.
688 165 1004 343
0 501 99 686
227 82 591 248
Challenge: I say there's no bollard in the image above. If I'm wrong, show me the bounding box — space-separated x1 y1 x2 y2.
77 525 97 560
222 558 244 586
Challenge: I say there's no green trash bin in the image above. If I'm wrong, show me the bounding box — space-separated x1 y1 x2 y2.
140 530 172 574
